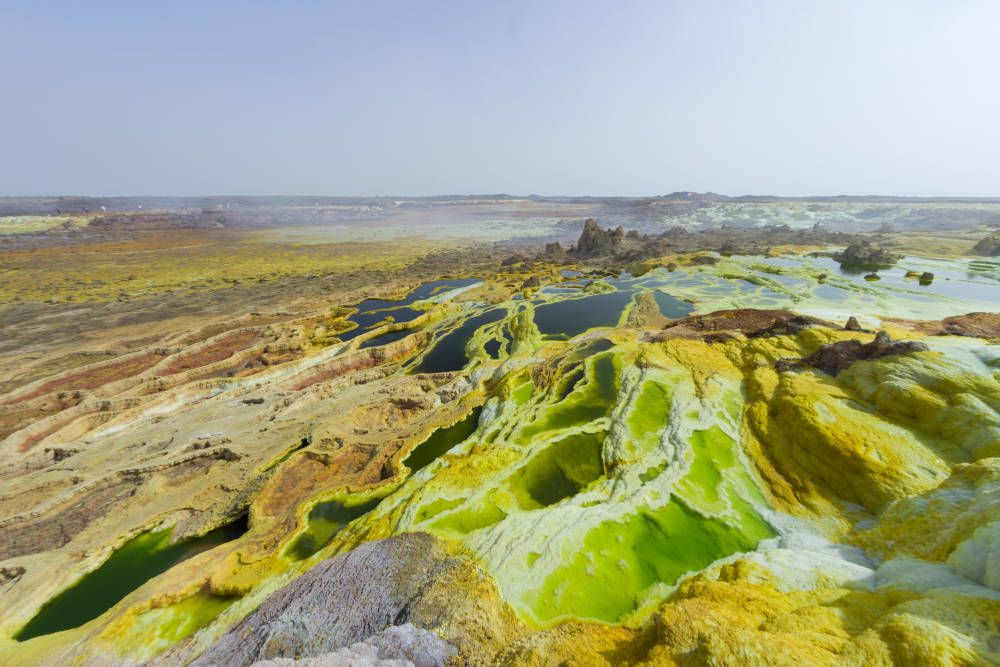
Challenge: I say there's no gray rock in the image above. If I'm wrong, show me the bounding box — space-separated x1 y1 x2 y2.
971 233 1000 256
500 254 527 266
190 534 463 667
572 219 624 257
249 624 454 667
540 241 566 260
835 241 900 268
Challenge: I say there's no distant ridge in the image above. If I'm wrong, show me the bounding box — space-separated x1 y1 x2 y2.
2 192 1000 216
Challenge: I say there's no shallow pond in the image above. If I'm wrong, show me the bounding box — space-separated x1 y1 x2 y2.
358 326 418 349
16 516 247 640
413 308 506 373
652 291 695 319
405 407 483 473
286 498 381 561
808 256 1000 307
342 278 481 341
533 291 635 339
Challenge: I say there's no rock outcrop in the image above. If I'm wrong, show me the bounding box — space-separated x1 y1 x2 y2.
248 624 453 667
777 330 929 376
909 311 1000 338
658 309 833 340
971 232 1000 256
572 219 625 257
835 241 900 268
569 219 866 262
540 242 566 260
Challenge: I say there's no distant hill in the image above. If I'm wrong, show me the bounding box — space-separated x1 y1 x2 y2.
3 192 1000 216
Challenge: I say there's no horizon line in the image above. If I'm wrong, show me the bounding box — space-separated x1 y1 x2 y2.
4 192 1000 201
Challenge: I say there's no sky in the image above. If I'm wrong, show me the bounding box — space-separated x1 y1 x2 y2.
1 1 999 197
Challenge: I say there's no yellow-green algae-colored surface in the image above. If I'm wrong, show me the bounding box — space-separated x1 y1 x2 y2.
289 296 999 637
332 344 781 625
102 589 238 661
0 215 87 234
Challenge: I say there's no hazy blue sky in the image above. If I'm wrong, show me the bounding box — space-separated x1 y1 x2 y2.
2 1 998 197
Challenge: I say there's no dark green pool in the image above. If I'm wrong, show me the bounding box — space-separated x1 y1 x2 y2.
533 291 635 339
404 407 483 473
286 497 382 561
15 516 247 641
413 309 506 373
342 278 481 341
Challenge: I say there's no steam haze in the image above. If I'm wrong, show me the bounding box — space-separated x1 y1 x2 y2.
1 1 998 197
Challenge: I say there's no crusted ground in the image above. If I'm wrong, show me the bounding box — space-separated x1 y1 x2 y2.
0 205 998 666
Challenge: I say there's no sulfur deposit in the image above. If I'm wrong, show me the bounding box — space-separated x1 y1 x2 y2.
1 211 999 666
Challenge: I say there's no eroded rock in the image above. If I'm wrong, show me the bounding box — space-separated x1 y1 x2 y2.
836 241 900 268
573 219 625 257
540 242 566 260
909 311 1000 338
777 331 929 376
971 232 1000 256
657 309 832 340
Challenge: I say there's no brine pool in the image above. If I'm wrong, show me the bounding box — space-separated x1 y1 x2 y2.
15 517 248 641
395 253 999 377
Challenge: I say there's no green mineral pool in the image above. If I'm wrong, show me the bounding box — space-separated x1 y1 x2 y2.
286 496 383 561
15 516 247 641
404 407 483 473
